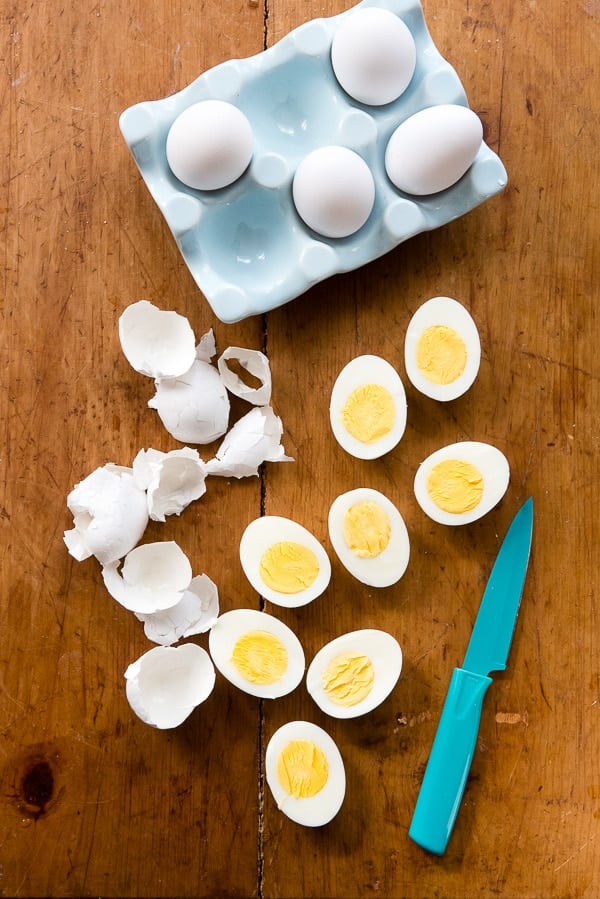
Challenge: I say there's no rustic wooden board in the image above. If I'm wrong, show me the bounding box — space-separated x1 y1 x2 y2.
1 0 598 897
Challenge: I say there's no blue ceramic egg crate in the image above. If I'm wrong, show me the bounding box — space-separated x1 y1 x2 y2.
119 0 507 323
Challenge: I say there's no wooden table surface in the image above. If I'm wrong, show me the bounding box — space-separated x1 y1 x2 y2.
1 0 598 896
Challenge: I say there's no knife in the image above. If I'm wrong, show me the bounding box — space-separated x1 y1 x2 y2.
408 497 534 855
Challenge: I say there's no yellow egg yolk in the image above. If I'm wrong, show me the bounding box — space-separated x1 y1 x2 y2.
426 459 484 513
416 325 467 385
231 630 288 685
259 541 320 594
343 500 391 559
341 383 395 444
322 651 375 707
277 740 329 799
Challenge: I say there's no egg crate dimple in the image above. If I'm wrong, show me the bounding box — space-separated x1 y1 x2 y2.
119 0 507 323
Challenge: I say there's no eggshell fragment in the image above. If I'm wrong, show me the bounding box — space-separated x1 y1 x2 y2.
137 573 220 646
132 447 207 521
196 328 217 362
217 346 272 406
64 464 149 565
205 406 293 478
102 541 192 614
119 300 196 379
148 357 230 444
125 643 215 729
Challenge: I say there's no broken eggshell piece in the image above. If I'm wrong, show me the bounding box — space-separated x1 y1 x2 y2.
64 464 149 565
119 300 197 379
132 447 208 521
206 406 293 478
148 356 231 445
137 573 220 646
102 540 192 614
125 643 216 729
217 346 272 406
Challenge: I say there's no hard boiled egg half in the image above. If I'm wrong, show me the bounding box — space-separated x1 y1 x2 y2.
265 720 346 826
240 516 331 608
306 629 402 719
414 441 510 525
328 488 410 587
404 296 481 401
208 608 305 699
330 355 407 460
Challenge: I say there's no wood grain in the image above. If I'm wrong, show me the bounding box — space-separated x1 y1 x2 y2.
1 0 599 896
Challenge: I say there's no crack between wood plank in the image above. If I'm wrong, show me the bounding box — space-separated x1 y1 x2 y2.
257 306 268 896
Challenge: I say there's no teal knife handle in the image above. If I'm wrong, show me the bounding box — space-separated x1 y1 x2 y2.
408 667 493 855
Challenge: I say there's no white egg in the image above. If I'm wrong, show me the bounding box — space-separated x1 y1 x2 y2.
124 643 215 729
292 146 375 239
329 355 407 460
414 440 510 525
306 629 403 719
385 104 483 196
404 296 481 401
328 488 410 587
331 8 416 106
208 608 305 699
265 720 346 826
166 100 253 191
239 516 331 608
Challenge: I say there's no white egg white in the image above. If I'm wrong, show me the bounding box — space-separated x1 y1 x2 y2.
328 488 410 587
208 608 305 699
404 296 481 401
306 629 403 719
265 720 346 826
329 355 407 460
239 516 331 608
414 440 510 525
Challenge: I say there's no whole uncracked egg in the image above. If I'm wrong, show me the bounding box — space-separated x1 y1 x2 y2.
331 7 416 106
166 100 254 191
385 104 483 196
292 146 375 239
